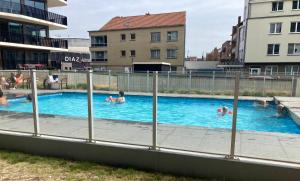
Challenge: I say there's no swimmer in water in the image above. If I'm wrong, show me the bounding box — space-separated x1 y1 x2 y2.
217 106 233 116
106 91 125 104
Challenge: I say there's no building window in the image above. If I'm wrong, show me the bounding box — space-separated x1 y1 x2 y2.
130 50 136 57
285 65 299 75
167 31 178 42
265 66 278 75
267 44 280 55
293 0 300 9
290 22 300 33
151 49 160 59
130 33 136 41
151 32 161 42
167 49 177 59
270 23 282 34
250 67 261 75
92 51 107 62
121 50 126 57
288 43 300 55
272 1 284 11
91 36 107 47
121 34 126 41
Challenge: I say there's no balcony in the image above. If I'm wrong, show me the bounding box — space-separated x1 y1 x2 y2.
0 31 68 51
48 0 67 8
0 0 67 30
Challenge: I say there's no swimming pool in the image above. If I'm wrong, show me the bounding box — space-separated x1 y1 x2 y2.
1 92 300 134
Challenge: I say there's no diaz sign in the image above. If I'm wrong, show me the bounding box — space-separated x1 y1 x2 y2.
64 56 82 63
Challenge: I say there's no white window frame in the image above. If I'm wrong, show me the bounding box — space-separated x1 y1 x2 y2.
167 31 178 42
150 49 161 59
151 32 161 42
267 44 280 55
167 49 177 59
288 43 300 55
285 65 299 75
292 0 300 10
272 1 284 11
250 68 261 75
269 23 282 34
290 22 300 33
265 65 278 75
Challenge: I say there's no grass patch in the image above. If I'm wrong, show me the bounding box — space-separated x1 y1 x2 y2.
0 150 217 181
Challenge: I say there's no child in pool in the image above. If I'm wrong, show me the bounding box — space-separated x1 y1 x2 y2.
106 91 125 103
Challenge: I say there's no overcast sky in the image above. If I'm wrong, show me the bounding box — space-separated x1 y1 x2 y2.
51 0 244 57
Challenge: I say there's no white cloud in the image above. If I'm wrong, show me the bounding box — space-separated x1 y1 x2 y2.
51 0 244 56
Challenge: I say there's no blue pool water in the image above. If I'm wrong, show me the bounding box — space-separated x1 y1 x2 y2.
1 93 300 134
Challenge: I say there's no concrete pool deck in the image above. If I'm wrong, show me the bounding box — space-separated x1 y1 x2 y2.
275 97 300 126
1 110 300 164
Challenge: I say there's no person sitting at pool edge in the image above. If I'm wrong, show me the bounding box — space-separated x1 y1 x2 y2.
0 89 8 106
106 91 125 103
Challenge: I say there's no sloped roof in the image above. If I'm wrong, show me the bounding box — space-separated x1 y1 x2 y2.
99 11 186 31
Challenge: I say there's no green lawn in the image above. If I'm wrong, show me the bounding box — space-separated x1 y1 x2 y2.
0 149 218 181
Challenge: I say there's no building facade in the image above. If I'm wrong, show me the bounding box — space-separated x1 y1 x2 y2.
0 0 68 70
89 12 186 72
206 47 221 61
50 38 91 71
243 0 300 75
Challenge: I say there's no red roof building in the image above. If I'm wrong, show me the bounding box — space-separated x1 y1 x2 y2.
100 11 186 31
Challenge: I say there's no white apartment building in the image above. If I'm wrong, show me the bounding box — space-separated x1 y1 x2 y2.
243 0 300 75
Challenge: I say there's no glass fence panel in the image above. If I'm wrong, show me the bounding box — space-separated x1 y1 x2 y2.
37 71 88 139
92 71 152 146
0 70 33 133
157 71 234 155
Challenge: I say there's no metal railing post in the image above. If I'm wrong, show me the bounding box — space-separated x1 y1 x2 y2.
263 71 266 97
87 70 94 142
167 71 170 91
31 69 40 136
74 69 77 90
291 72 295 97
189 70 192 90
108 70 111 90
152 71 158 150
226 72 240 160
146 71 150 92
127 73 130 92
212 71 215 95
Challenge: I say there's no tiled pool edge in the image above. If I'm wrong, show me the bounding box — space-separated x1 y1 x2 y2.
274 97 300 126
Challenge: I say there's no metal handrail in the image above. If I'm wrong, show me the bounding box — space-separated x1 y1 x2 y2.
0 31 68 49
0 0 67 26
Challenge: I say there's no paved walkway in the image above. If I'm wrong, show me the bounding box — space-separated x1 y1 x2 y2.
275 97 300 126
0 111 300 163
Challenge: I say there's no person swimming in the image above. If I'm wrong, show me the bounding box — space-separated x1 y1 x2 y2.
217 106 233 116
106 91 126 104
0 89 8 106
256 99 268 108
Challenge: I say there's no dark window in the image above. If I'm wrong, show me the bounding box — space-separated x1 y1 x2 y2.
290 22 300 32
92 51 107 62
130 33 136 40
272 1 284 11
267 44 280 55
130 50 136 57
167 31 178 41
293 0 300 9
151 49 160 59
121 34 126 41
167 49 177 59
151 32 161 42
91 36 107 47
121 50 126 57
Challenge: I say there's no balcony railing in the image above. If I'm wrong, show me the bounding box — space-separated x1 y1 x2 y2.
0 0 67 26
0 31 68 49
